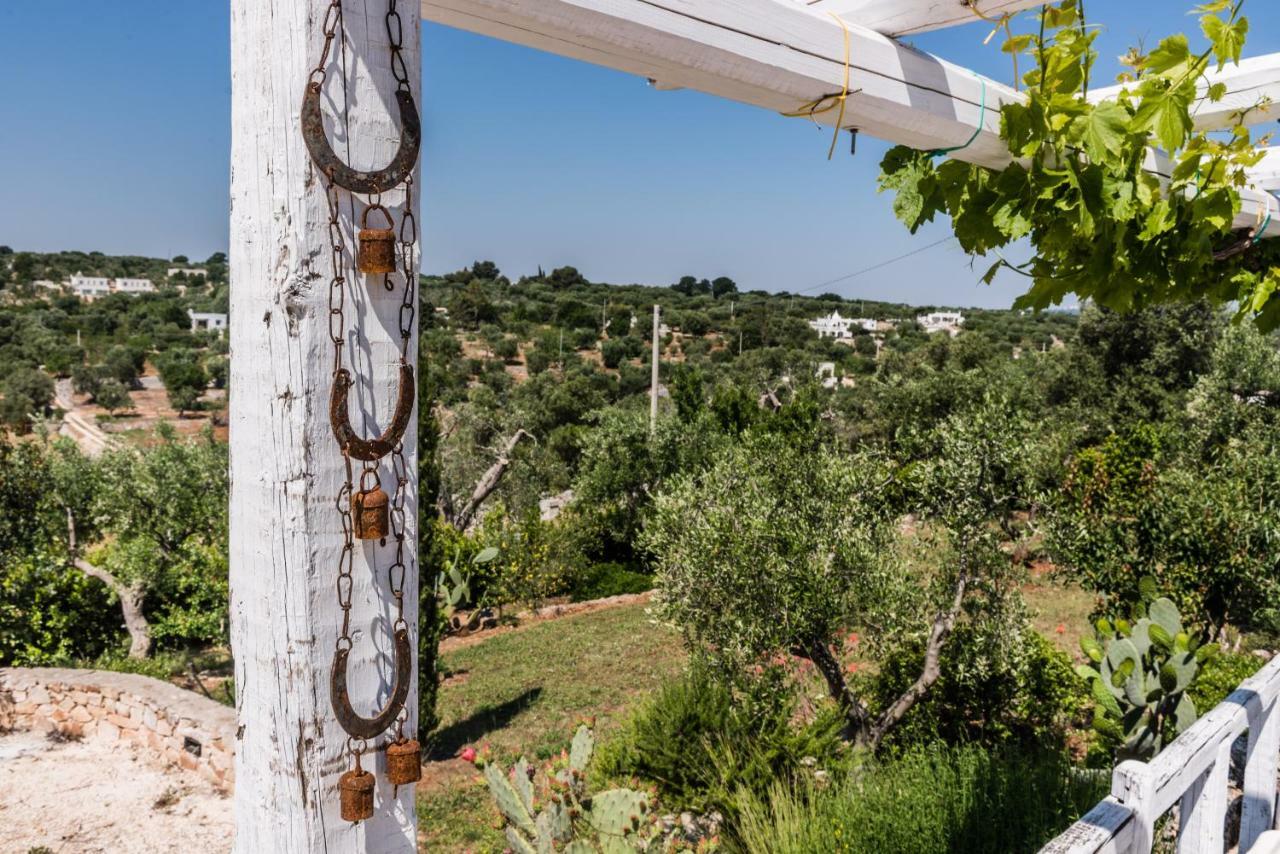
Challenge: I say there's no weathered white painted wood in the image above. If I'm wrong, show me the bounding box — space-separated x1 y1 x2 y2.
424 0 1280 241
229 1 419 851
800 0 1050 37
1253 831 1280 854
1248 148 1280 193
423 0 1018 167
1176 738 1230 853
1042 656 1280 853
1240 698 1280 853
1111 760 1158 854
1038 797 1138 854
1091 53 1280 133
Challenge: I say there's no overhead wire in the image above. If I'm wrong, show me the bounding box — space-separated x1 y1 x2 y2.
793 235 957 296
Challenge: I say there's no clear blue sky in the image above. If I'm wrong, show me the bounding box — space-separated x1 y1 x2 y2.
1 2 1277 307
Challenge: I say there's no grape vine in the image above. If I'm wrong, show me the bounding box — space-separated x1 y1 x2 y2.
878 1 1280 329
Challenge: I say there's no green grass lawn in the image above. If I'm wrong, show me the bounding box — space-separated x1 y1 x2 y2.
1024 574 1098 660
414 576 1097 851
418 602 685 852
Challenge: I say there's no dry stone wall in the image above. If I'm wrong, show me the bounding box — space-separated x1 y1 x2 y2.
0 667 235 791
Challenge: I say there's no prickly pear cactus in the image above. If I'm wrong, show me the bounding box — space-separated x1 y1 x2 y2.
435 545 498 624
1076 580 1214 760
480 724 679 852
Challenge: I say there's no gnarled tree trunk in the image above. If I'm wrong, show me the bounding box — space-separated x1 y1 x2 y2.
66 509 151 659
439 428 532 531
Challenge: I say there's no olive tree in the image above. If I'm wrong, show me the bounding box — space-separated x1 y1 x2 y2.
47 425 229 658
645 402 1029 751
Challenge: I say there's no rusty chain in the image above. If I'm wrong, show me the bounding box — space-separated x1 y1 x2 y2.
386 0 412 93
310 0 419 772
309 0 344 86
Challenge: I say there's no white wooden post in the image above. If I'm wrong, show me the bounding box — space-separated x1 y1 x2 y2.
1112 760 1159 854
229 1 420 851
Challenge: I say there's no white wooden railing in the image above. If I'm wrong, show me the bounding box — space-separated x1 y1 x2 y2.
1042 655 1280 854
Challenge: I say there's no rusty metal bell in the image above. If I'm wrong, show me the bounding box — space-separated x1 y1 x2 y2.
339 766 376 822
357 204 396 274
385 738 422 786
352 471 389 542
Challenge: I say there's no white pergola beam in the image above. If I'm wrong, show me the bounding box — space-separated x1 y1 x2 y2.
1248 147 1280 192
798 0 1050 37
423 0 1018 168
425 0 1279 239
1090 53 1280 132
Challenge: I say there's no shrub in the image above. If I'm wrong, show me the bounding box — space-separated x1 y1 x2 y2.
1048 425 1280 632
866 625 1086 753
492 336 519 362
1189 651 1264 714
0 558 118 666
734 744 1109 854
596 666 847 819
601 337 633 369
568 562 653 601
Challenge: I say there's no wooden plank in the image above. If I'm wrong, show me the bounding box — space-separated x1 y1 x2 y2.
1176 738 1231 853
1145 658 1280 818
229 1 420 850
422 0 1017 167
1239 697 1280 853
798 0 1050 37
424 0 1280 241
1248 148 1280 193
1091 53 1280 132
1038 797 1138 854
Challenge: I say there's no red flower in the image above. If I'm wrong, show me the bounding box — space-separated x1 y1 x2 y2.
460 747 477 763
1055 623 1066 635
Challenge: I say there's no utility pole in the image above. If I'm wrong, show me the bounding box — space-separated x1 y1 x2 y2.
650 305 660 435
229 2 419 851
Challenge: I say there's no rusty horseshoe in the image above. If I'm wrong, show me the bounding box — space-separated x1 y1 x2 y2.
329 363 415 462
302 81 421 195
331 625 413 739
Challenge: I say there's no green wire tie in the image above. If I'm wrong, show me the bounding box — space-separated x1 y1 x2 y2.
931 76 987 157
1253 212 1272 245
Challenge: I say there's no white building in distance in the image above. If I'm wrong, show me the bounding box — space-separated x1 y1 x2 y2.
168 267 208 279
917 311 965 336
114 277 155 294
69 274 112 300
67 273 156 300
809 311 878 340
189 310 228 334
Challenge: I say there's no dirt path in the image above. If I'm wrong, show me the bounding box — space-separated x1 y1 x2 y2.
56 378 116 456
0 730 231 853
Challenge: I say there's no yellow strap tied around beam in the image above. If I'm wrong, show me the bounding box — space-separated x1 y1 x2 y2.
966 1 1020 91
780 12 857 160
